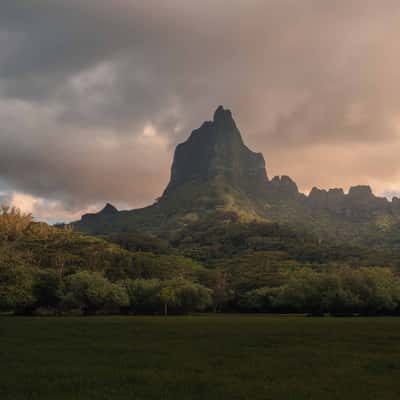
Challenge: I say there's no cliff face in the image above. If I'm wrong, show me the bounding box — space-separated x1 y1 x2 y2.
307 185 398 220
163 106 268 197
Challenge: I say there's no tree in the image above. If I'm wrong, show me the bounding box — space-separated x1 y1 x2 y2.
0 205 34 241
160 286 178 316
160 278 213 315
0 262 35 314
107 283 130 313
240 287 281 312
32 269 62 311
271 267 400 315
340 268 400 315
66 271 128 315
211 270 231 312
122 279 162 314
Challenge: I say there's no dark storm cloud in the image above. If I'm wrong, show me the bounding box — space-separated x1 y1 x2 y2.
1 0 400 220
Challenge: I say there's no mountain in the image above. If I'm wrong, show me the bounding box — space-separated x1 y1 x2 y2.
164 106 268 196
74 106 400 243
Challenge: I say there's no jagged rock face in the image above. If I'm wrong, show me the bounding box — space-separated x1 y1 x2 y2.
309 188 345 210
163 106 268 196
307 184 391 219
269 175 300 200
347 185 388 208
348 185 374 199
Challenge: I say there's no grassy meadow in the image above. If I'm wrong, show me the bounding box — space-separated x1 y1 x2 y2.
1 315 400 399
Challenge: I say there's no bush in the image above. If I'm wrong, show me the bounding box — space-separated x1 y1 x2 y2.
239 287 281 312
122 279 162 314
246 267 400 315
160 278 213 315
32 270 62 310
0 262 35 314
66 271 128 315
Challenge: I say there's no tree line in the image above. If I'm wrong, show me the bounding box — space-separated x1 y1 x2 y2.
1 206 400 316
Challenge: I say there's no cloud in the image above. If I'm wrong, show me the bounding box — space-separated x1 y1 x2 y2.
1 0 400 220
0 191 99 223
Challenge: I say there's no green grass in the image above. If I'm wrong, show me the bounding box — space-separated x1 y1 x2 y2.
1 315 400 399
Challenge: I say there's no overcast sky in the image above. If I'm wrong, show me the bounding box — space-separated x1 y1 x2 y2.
1 0 400 222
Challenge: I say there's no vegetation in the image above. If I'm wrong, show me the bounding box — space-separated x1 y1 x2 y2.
2 206 400 316
239 267 400 315
0 207 212 315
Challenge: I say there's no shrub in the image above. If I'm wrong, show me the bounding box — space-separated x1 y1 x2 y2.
66 271 128 315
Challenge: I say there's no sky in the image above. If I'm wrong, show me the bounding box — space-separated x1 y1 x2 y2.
1 0 400 222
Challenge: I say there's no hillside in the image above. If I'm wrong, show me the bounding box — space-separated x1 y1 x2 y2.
2 201 400 316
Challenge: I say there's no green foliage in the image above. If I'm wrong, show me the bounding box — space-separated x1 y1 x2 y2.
108 232 170 254
66 271 128 315
171 214 398 267
121 278 212 315
2 204 400 316
160 278 213 314
32 269 62 310
0 205 34 241
0 262 35 313
122 279 162 314
240 267 400 315
240 286 281 311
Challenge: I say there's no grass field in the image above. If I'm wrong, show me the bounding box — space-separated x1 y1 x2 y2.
1 315 400 399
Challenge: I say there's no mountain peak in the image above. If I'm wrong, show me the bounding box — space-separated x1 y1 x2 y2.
213 105 234 124
269 175 299 199
348 185 373 198
163 106 268 196
100 203 118 214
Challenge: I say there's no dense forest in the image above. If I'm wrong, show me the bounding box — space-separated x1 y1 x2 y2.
1 206 400 316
